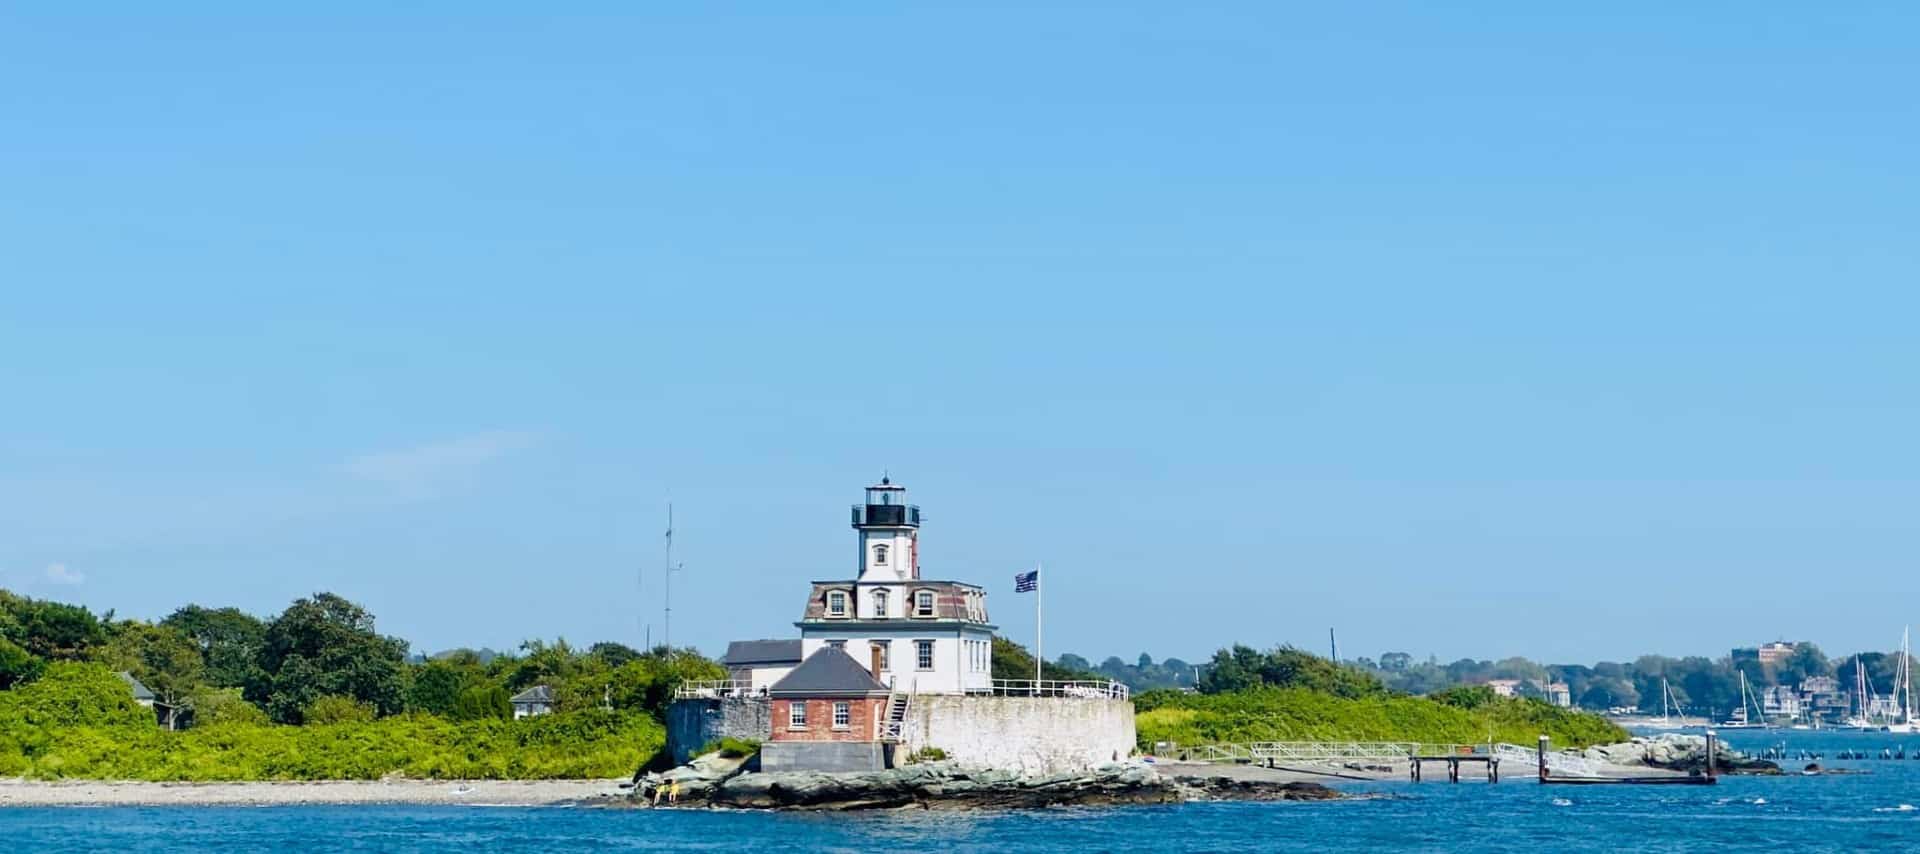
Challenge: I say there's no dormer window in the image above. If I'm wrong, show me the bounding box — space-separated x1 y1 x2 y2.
872 588 890 618
873 544 889 566
827 590 848 618
914 590 936 618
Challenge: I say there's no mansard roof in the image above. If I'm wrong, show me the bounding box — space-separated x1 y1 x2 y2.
800 579 990 623
767 646 891 698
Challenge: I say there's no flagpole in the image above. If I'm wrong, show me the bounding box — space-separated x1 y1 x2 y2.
1035 562 1043 692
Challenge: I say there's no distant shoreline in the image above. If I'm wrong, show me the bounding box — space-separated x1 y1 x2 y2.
0 778 630 807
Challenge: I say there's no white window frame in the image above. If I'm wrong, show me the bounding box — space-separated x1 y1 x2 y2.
832 701 850 730
914 590 935 618
872 589 890 618
873 544 888 565
826 639 846 650
789 701 807 729
827 590 848 618
873 641 890 671
916 639 935 671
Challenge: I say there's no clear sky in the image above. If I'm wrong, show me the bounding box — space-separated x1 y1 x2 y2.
4 4 1918 666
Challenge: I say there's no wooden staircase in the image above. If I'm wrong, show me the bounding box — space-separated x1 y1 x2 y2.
880 688 912 743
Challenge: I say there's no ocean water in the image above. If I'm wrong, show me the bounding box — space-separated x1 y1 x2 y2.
8 731 1920 852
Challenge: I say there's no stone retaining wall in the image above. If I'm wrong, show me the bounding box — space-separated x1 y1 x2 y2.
901 696 1136 774
666 698 772 764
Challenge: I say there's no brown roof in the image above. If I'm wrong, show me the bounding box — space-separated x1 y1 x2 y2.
798 580 990 623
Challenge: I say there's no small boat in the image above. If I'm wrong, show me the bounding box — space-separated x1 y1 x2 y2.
1644 678 1686 730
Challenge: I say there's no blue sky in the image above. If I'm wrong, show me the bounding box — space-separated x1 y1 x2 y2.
4 4 1918 665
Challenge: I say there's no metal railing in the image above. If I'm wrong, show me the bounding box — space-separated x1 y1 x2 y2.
1163 740 1608 775
673 679 761 699
975 679 1130 700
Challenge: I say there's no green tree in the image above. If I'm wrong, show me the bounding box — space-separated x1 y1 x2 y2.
304 695 378 725
588 642 642 668
0 591 107 660
407 659 481 716
251 593 408 723
161 605 266 688
1777 644 1833 688
95 621 205 730
0 636 43 689
452 685 513 721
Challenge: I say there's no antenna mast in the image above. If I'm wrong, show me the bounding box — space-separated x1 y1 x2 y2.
664 502 674 653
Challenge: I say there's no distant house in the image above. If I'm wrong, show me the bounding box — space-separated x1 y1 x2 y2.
1545 681 1572 708
510 685 554 719
1756 641 1799 668
1483 679 1522 698
721 639 803 694
118 671 154 708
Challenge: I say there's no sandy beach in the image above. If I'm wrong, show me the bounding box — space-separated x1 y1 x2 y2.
0 778 632 807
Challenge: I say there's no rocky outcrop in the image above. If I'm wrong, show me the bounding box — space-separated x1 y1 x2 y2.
1577 735 1780 775
637 759 1340 811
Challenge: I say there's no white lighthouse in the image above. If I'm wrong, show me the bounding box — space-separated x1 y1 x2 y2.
853 476 919 583
794 477 995 694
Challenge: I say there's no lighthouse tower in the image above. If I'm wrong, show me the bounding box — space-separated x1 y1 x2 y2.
853 476 919 582
792 477 994 694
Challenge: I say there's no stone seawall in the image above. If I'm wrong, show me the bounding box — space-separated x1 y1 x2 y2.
900 696 1136 774
667 698 772 764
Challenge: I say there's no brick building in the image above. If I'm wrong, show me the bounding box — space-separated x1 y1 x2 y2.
762 645 894 771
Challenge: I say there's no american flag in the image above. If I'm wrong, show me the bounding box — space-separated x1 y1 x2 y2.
1014 569 1039 593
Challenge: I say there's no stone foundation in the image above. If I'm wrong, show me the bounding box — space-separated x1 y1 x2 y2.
761 741 887 773
667 698 772 764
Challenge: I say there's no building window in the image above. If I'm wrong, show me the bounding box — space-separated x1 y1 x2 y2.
873 544 888 565
872 641 890 671
826 640 846 651
827 591 848 618
916 640 935 670
914 590 935 618
789 702 807 729
872 589 889 618
833 702 850 729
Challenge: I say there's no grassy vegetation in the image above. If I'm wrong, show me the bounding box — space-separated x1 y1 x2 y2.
695 737 761 759
1134 686 1629 753
0 663 663 780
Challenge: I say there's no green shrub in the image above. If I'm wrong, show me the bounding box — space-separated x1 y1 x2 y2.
303 695 377 725
1135 686 1627 752
695 737 761 759
905 746 948 763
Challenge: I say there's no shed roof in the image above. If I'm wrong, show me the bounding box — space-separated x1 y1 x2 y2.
117 671 154 700
721 638 803 666
768 646 890 698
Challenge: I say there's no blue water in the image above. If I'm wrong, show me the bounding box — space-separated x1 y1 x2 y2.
9 732 1920 852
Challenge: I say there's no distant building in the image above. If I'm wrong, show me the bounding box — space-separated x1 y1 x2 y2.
1800 676 1840 695
510 685 554 719
1484 679 1522 698
1545 681 1572 708
1756 642 1799 668
1762 685 1802 718
720 639 803 694
118 671 155 708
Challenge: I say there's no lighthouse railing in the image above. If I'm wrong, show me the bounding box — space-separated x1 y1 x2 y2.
978 679 1130 701
674 679 760 699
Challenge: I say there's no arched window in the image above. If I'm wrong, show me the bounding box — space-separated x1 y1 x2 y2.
872 588 890 618
826 590 848 618
873 544 889 565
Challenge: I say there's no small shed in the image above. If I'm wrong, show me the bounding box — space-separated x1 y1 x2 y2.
118 671 155 708
510 684 555 719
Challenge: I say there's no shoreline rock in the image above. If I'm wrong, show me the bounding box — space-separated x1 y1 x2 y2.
635 760 1341 811
1577 735 1781 776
